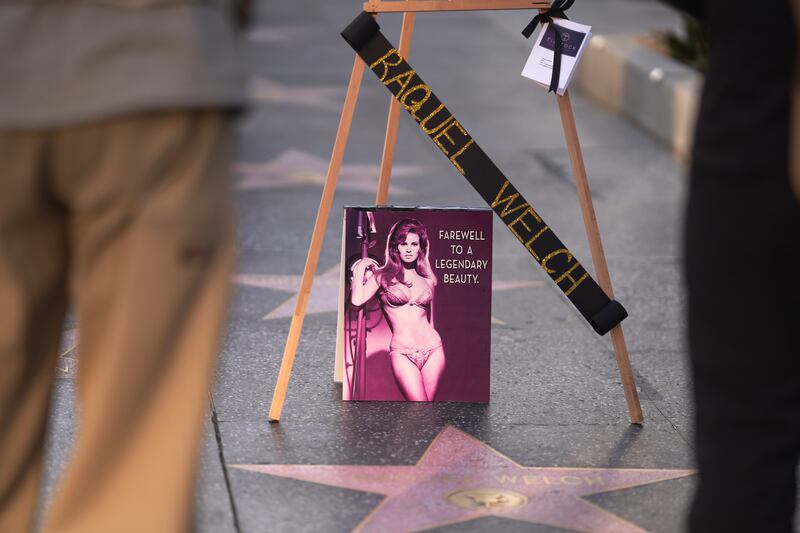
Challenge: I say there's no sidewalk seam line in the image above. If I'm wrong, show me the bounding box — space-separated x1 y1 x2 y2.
634 373 694 450
209 394 243 533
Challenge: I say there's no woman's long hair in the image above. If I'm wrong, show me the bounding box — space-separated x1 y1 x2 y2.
376 218 437 289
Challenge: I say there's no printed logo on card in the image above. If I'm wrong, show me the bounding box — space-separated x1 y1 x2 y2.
540 25 586 58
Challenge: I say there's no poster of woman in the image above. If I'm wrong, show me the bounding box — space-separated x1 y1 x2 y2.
340 207 492 402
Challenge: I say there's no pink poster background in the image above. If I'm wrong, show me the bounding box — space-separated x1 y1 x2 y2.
342 207 492 402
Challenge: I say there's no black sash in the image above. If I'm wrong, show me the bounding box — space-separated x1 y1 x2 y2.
341 12 627 335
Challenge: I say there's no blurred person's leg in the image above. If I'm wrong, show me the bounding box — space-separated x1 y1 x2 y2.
41 110 235 533
793 0 800 204
686 177 800 532
686 2 800 531
0 133 69 532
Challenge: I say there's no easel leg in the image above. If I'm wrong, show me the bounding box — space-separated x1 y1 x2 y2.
556 91 644 424
376 11 416 204
268 54 367 422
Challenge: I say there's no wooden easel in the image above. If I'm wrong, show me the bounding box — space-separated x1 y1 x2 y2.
268 0 643 424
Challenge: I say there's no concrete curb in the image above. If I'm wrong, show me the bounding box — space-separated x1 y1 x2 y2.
573 33 702 160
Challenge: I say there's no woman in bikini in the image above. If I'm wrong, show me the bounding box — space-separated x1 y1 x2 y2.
351 218 445 401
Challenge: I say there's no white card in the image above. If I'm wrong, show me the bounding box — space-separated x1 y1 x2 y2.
521 18 592 95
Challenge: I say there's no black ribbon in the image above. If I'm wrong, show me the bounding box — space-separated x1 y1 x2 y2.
521 0 575 93
341 12 628 336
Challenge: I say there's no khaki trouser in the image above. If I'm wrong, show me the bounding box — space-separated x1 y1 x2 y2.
0 110 235 533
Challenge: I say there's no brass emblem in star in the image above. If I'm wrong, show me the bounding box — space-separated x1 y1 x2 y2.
233 426 694 532
446 488 528 510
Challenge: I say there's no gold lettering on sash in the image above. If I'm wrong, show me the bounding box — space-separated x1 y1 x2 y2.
541 248 572 274
493 182 585 295
508 207 543 247
365 44 599 306
491 181 530 218
449 139 474 175
555 261 589 296
400 84 432 118
370 48 403 82
432 119 466 154
509 206 543 231
494 475 518 484
384 69 415 94
428 120 473 174
524 225 549 261
418 104 453 134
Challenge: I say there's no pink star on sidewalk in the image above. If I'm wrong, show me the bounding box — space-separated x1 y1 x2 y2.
246 26 311 44
234 149 428 195
233 265 341 320
234 426 693 533
247 77 343 111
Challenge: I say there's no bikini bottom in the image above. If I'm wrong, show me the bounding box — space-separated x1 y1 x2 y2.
389 343 442 370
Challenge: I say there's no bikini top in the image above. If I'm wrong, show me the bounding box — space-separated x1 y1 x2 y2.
380 282 433 308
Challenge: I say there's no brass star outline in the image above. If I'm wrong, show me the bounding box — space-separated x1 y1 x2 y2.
233 426 694 532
